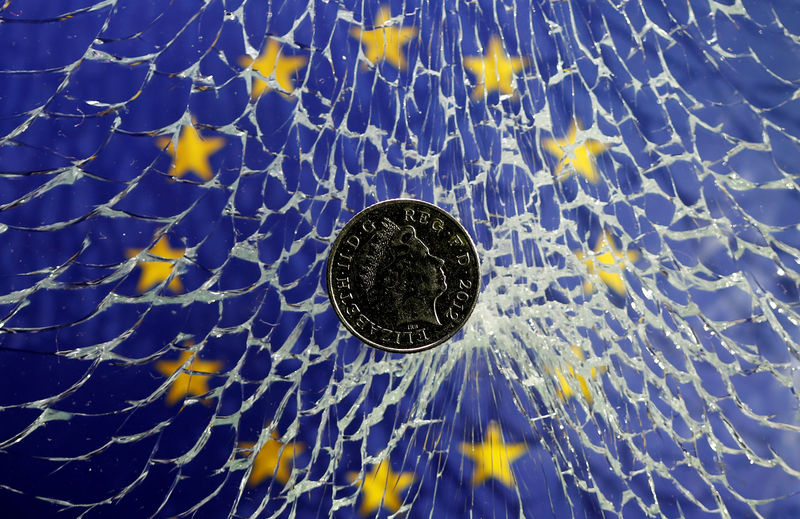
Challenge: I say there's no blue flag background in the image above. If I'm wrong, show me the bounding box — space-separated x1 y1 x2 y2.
2 0 800 517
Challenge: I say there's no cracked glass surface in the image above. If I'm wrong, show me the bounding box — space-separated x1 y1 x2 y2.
2 0 800 517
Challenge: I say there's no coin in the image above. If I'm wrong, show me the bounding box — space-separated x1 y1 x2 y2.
327 199 480 353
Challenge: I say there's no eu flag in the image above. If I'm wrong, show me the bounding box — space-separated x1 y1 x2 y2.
2 0 800 517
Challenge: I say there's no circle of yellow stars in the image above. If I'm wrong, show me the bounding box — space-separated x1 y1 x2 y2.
130 7 633 515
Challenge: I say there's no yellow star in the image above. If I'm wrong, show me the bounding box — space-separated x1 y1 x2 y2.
348 460 414 516
574 232 640 295
126 236 185 293
238 39 307 99
155 124 225 181
463 36 526 100
542 120 608 183
459 423 527 488
349 6 418 70
239 430 305 487
154 349 222 406
554 346 606 404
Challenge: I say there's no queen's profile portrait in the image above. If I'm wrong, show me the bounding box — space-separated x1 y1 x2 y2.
358 219 447 329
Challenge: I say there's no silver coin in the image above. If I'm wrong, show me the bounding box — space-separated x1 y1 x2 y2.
327 199 480 353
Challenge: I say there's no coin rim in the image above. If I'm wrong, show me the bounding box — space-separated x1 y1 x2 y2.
326 198 480 354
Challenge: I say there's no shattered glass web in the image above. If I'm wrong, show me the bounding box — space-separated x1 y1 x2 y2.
1 0 800 518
